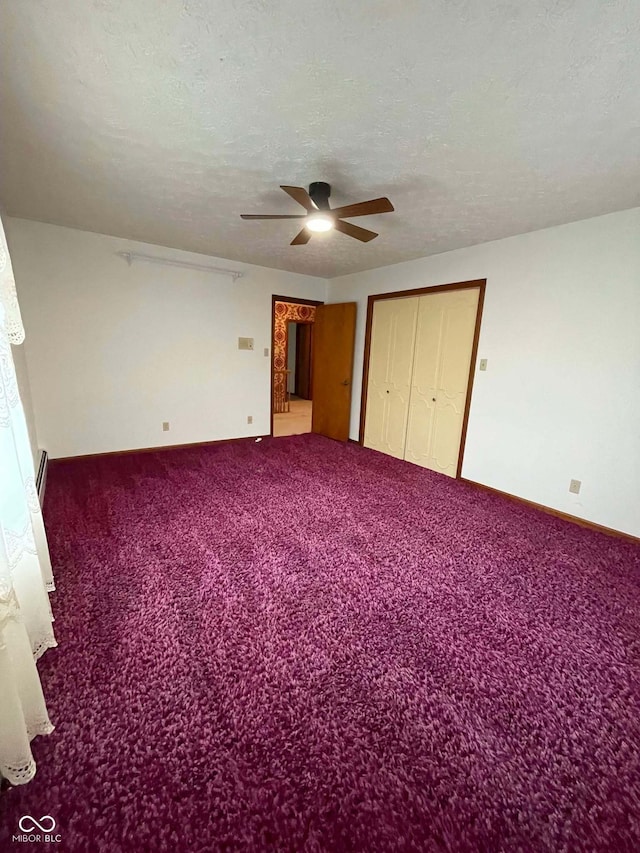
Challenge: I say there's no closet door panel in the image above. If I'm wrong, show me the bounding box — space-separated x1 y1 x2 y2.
404 394 435 465
438 295 479 404
404 295 442 466
431 289 479 475
430 398 465 474
363 300 393 451
363 301 393 452
405 288 479 477
363 393 387 451
364 297 418 458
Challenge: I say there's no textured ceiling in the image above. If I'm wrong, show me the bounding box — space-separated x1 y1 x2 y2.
1 1 639 278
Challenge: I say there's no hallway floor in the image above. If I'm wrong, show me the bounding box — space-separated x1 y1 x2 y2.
273 398 312 437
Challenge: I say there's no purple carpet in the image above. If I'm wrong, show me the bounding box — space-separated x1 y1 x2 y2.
2 434 639 851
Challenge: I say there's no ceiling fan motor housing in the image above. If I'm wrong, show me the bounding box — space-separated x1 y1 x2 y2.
309 182 331 210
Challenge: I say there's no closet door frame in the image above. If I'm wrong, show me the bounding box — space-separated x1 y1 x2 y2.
358 279 486 478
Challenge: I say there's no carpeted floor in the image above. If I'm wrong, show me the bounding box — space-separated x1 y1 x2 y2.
2 434 640 852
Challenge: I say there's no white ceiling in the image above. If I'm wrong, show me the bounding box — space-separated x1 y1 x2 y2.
1 1 638 279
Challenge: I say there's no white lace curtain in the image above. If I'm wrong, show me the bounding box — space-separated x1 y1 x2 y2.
0 215 56 784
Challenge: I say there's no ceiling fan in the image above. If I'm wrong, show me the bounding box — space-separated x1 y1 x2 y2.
240 182 394 245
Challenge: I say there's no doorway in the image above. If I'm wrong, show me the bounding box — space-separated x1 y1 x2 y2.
276 320 313 436
271 296 322 438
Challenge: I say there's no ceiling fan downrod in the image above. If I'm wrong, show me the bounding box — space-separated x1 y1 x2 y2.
308 182 331 210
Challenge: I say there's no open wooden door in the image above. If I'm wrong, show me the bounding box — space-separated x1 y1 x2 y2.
311 303 357 441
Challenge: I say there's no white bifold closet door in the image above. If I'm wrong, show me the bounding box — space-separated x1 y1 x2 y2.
364 287 479 477
363 296 418 458
404 288 479 476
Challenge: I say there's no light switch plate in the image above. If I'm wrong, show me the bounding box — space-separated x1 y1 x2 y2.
479 359 488 371
238 337 254 350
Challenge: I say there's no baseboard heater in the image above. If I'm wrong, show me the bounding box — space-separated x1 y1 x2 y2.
36 450 48 507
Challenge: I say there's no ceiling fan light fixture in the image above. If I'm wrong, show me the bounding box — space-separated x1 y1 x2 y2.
241 184 393 244
305 213 334 233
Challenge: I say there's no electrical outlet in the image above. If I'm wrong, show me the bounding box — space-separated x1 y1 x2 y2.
247 415 253 424
569 479 581 494
479 359 488 371
264 347 269 357
162 421 170 432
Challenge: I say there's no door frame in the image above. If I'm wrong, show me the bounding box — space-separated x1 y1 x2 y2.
270 294 324 437
358 279 486 478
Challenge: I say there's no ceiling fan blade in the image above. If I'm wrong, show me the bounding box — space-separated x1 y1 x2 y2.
334 219 378 242
280 185 316 211
329 197 394 218
241 214 306 219
291 228 312 246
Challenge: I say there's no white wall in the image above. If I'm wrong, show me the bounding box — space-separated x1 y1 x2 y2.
328 207 640 537
6 218 327 459
11 342 40 470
